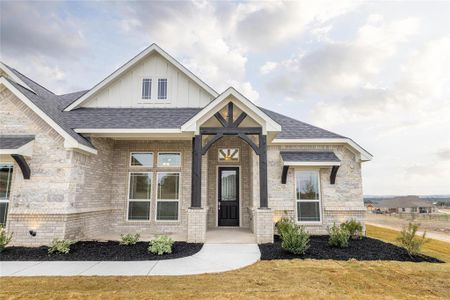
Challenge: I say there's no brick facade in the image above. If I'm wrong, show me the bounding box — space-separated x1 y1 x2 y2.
1 89 366 246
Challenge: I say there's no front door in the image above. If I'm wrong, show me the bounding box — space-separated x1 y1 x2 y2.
218 167 239 226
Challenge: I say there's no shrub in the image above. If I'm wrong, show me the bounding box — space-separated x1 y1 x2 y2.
328 223 350 248
48 239 74 255
0 225 13 252
275 216 293 237
120 233 140 245
341 219 363 240
396 222 428 256
148 235 174 255
281 224 310 255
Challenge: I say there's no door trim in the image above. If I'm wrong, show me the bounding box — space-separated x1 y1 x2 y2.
216 165 241 227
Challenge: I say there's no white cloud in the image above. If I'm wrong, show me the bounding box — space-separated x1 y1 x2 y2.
260 61 278 75
263 15 422 98
233 1 359 50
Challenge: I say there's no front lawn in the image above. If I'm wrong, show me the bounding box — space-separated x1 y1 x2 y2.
1 225 449 299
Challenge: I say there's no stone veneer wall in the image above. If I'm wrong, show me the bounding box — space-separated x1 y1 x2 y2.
268 144 366 234
206 136 252 229
0 89 115 246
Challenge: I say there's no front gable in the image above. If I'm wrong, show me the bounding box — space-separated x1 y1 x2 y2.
181 87 282 135
65 44 218 110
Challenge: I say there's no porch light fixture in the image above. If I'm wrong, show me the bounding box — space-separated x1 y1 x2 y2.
29 230 36 237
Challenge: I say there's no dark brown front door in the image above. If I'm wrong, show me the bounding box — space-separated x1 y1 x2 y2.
218 167 239 226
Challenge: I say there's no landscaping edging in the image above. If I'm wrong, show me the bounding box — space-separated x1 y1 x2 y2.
0 241 203 261
259 236 443 263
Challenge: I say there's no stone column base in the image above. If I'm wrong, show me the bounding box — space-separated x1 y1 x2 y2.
187 207 207 243
253 208 274 244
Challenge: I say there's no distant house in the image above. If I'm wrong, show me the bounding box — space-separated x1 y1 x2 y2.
375 196 435 214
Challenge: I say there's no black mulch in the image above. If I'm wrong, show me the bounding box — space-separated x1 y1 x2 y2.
0 241 203 261
259 235 443 263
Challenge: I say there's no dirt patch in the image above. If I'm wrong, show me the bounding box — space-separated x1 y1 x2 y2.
0 241 203 261
259 235 442 263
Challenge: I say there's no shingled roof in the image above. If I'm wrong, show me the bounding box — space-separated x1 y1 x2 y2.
0 135 35 149
280 151 340 163
2 63 350 151
3 65 94 149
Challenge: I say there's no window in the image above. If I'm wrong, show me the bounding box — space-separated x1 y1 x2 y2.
0 164 13 225
158 153 181 167
156 172 180 221
218 148 239 162
128 172 152 221
158 78 168 100
296 171 321 222
142 78 152 100
130 152 153 167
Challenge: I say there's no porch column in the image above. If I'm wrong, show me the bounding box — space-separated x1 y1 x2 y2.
191 135 202 208
259 134 268 208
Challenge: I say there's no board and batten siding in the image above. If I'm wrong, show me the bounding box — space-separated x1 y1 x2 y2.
82 52 214 108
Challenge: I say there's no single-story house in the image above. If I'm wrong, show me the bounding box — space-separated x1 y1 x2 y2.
0 44 372 246
375 196 435 214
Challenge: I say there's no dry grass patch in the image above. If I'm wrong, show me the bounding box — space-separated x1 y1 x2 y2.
1 225 449 300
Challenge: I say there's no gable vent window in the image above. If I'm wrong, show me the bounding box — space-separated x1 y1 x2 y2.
142 78 152 100
158 78 168 100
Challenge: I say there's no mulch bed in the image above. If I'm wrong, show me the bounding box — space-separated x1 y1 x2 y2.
259 235 443 263
0 241 203 261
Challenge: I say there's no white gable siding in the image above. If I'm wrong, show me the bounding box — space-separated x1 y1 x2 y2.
82 53 214 108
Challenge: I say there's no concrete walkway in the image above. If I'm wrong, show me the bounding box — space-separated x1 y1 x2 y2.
0 243 260 277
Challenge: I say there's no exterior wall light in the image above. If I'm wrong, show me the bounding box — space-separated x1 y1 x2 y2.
29 230 36 237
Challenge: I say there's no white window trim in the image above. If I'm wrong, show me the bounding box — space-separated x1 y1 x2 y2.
140 78 152 101
130 152 154 168
126 172 152 222
218 148 240 163
0 163 13 203
157 152 182 168
295 170 322 225
157 78 169 101
155 172 181 222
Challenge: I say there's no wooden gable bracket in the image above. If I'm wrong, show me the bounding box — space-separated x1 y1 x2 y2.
330 166 339 184
281 165 289 184
281 165 340 185
11 154 31 179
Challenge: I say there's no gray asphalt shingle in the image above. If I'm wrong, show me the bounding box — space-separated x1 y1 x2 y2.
3 64 346 145
0 135 35 149
280 151 340 162
4 65 94 149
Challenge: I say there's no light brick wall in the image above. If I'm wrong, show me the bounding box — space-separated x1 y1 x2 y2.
108 140 193 239
187 208 207 242
1 88 367 245
252 208 274 243
267 144 366 235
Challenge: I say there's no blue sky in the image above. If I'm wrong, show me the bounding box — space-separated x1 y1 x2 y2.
1 1 449 195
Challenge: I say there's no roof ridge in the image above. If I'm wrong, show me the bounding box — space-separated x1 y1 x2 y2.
6 65 56 96
259 107 346 139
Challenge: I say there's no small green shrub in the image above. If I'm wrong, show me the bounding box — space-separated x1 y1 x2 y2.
281 224 310 255
341 219 363 240
275 216 293 237
120 233 140 245
48 239 74 255
328 223 350 248
148 235 174 255
396 222 428 256
0 225 13 252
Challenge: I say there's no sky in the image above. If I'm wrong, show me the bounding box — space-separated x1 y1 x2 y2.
1 1 449 195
